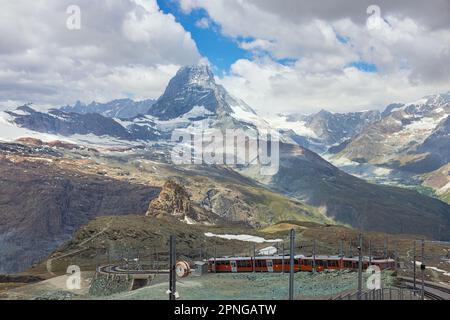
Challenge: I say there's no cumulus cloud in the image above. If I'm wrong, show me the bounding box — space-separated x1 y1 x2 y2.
195 17 211 29
179 0 450 114
0 0 201 106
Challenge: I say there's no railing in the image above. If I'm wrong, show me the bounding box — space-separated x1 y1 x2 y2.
333 287 422 300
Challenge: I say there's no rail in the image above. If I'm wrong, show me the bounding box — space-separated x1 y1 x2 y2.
333 287 422 300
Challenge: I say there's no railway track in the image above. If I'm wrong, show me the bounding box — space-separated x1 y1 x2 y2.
97 265 170 276
397 276 450 300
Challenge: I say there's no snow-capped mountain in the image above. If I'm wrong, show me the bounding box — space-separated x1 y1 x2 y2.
1 65 277 145
267 109 381 153
147 65 269 131
114 65 276 140
61 98 156 119
1 66 450 240
330 92 450 173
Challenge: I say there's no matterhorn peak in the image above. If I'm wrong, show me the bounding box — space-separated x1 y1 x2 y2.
176 64 216 88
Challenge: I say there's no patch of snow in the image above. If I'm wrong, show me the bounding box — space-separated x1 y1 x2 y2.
0 111 61 142
373 167 392 176
403 115 446 133
265 114 318 139
229 102 275 134
10 109 30 116
413 261 450 276
183 216 196 225
204 233 282 243
324 155 359 167
259 246 278 255
405 98 428 106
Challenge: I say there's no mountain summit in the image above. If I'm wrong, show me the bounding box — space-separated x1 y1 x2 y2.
148 65 256 121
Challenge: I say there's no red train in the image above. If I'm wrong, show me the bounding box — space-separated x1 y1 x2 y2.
208 255 396 273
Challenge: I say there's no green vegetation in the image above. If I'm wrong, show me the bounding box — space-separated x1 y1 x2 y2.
105 271 396 300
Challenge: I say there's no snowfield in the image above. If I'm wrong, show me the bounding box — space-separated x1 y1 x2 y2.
204 233 282 243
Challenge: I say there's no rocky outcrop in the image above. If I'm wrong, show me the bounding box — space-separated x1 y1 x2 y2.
146 180 229 225
146 180 194 219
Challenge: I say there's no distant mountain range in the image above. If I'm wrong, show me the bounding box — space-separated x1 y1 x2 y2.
1 65 449 240
61 98 156 119
330 93 450 173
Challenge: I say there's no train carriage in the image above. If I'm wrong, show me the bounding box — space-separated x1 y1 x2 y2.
300 255 343 272
207 255 396 273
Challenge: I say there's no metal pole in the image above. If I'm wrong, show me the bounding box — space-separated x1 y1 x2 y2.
413 241 416 292
421 239 425 301
169 235 176 301
214 246 217 273
289 229 295 300
253 243 256 273
349 239 352 257
358 234 363 300
156 247 160 271
394 243 397 270
312 239 316 273
281 242 285 274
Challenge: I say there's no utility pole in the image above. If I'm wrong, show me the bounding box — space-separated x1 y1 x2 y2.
384 238 388 259
357 234 363 300
413 241 417 292
421 240 425 301
289 229 295 300
214 246 217 273
394 243 397 270
349 239 353 257
169 235 176 301
312 239 316 274
253 243 256 273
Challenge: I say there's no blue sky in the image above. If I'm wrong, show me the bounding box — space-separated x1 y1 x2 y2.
157 0 250 74
157 0 378 75
2 0 448 114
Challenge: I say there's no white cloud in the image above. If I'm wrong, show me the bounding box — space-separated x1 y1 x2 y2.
218 57 450 115
179 0 450 114
195 17 211 29
0 0 201 106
